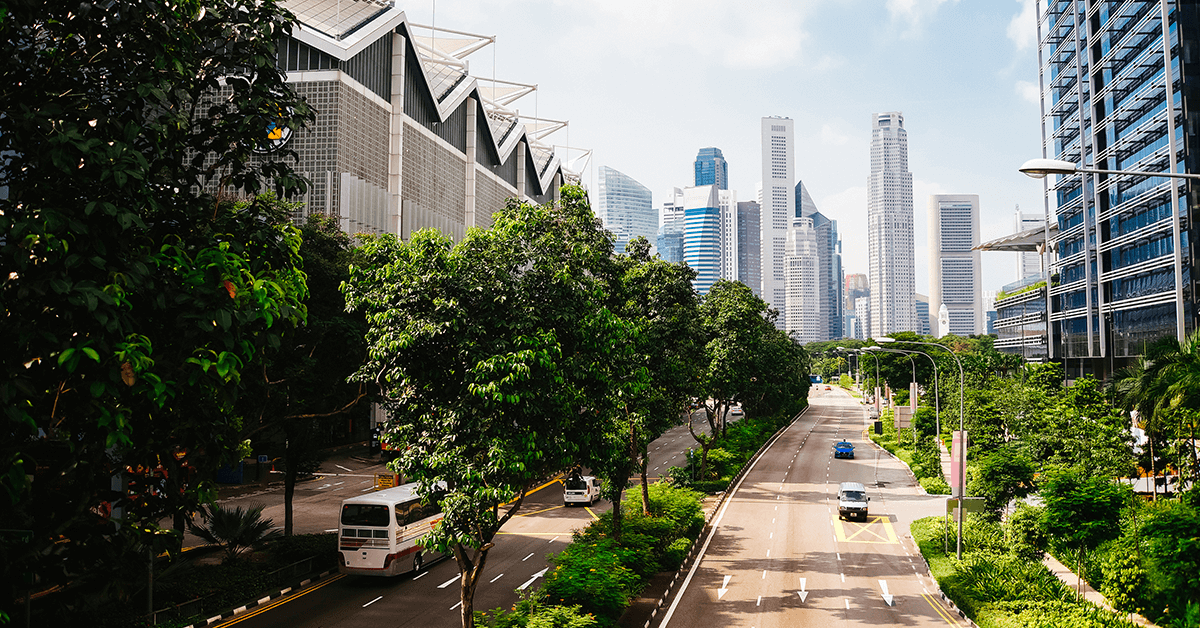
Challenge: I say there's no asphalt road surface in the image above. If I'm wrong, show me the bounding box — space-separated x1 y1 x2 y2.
210 409 717 627
658 386 960 627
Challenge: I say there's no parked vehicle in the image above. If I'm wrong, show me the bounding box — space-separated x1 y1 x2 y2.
563 473 601 506
837 481 870 520
833 441 855 459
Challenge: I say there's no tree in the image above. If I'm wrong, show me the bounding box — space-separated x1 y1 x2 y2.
343 187 616 628
1041 468 1129 594
2 0 315 603
969 445 1036 520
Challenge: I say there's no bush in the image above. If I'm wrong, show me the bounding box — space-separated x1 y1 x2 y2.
541 538 640 624
920 476 951 495
476 591 599 628
1005 503 1047 562
266 533 337 565
662 538 691 571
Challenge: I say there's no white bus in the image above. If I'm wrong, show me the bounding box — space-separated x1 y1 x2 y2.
338 482 443 576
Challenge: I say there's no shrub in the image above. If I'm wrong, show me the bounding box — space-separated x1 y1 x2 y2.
920 476 951 495
662 538 691 571
188 504 282 564
541 538 640 624
476 591 598 628
1005 503 1047 562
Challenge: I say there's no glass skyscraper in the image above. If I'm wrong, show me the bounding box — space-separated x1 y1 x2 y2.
597 165 654 255
694 147 728 190
1038 1 1199 377
683 185 722 294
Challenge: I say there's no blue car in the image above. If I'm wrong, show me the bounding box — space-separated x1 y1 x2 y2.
833 441 855 459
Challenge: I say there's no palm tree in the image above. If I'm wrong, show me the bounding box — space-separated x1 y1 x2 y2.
188 504 282 563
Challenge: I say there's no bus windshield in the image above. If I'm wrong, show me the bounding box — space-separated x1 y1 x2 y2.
342 504 390 527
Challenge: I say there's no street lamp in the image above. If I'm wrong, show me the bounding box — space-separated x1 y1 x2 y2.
878 337 967 559
1018 158 1200 180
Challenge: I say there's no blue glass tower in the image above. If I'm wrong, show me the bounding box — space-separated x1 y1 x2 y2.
694 147 728 190
683 185 721 294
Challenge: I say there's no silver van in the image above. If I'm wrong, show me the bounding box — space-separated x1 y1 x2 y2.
837 481 869 520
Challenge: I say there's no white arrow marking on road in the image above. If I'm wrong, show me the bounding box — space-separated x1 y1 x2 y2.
437 575 459 589
717 575 732 599
879 580 894 606
798 577 809 603
517 568 548 591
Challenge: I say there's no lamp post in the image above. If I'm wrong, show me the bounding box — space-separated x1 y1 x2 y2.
878 337 966 559
1019 158 1191 345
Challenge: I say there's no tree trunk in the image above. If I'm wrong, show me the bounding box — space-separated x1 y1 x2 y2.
454 545 490 628
640 444 651 516
611 489 624 543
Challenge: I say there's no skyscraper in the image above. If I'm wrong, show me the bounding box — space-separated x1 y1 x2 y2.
657 188 685 264
867 112 916 337
683 185 721 294
718 189 739 282
796 181 843 341
761 117 794 327
597 166 654 255
694 147 729 190
1013 207 1043 281
785 216 821 342
928 194 983 336
737 201 762 297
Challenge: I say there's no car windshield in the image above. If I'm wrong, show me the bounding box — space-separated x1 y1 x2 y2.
564 477 587 491
842 490 865 501
836 442 852 447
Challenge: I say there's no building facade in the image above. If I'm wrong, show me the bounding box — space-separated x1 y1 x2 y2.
597 166 654 254
785 216 821 342
1014 207 1044 280
737 200 762 296
658 187 685 264
797 181 843 341
928 194 983 336
719 189 739 282
266 1 572 242
1037 0 1200 378
867 112 916 336
761 117 795 328
683 185 721 294
915 293 931 335
694 147 729 190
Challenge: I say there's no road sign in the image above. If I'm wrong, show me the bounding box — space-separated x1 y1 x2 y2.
375 473 399 489
946 497 985 514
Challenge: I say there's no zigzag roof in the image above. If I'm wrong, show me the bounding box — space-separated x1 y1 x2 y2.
282 0 574 195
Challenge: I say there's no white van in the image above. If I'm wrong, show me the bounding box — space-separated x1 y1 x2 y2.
837 481 870 520
563 474 601 506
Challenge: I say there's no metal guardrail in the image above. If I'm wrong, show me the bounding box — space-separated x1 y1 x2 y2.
148 555 321 625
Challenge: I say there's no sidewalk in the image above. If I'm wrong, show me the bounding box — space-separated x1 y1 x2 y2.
1041 553 1159 627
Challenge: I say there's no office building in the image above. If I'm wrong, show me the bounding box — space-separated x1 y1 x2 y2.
761 117 795 328
785 216 821 342
1014 207 1043 280
797 181 843 341
719 189 739 282
915 293 931 335
683 185 721 294
855 297 871 341
1034 0 1198 377
928 194 983 336
737 201 762 296
694 147 729 190
867 112 916 336
597 166 654 255
658 188 685 264
264 1 574 240
845 274 869 314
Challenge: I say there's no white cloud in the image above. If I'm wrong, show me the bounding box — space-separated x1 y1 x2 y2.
820 123 850 147
1015 80 1040 105
886 0 957 36
1007 0 1038 51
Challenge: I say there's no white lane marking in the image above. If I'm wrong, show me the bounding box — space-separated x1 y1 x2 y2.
837 552 841 560
363 595 383 607
451 601 462 610
769 532 773 539
845 599 850 610
437 575 459 589
766 549 770 557
517 568 548 591
717 575 732 599
798 577 809 602
880 580 894 606
336 464 353 472
360 486 375 492
762 570 766 579
772 518 776 524
523 552 534 562
549 536 559 543
324 529 338 533
840 573 845 582
490 573 504 583
756 595 762 606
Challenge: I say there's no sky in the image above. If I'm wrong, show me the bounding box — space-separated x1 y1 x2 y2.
411 0 1048 297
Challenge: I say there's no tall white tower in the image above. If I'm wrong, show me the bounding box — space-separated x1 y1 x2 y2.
785 216 821 343
928 194 982 337
1014 206 1043 280
867 112 915 337
761 117 794 327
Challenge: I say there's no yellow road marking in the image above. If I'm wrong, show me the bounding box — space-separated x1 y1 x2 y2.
584 507 600 521
518 504 565 517
922 592 960 625
219 573 346 626
832 514 898 544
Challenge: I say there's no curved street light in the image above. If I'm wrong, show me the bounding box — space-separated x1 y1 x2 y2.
1018 157 1200 180
878 337 967 559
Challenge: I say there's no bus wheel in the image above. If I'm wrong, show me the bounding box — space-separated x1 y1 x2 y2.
413 551 424 573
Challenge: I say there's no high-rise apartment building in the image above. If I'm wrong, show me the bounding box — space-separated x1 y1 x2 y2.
1014 207 1043 280
694 147 729 190
761 117 795 327
1037 1 1199 377
928 194 983 336
737 201 762 296
597 166 654 255
785 216 821 342
867 112 916 337
683 185 721 294
796 181 843 341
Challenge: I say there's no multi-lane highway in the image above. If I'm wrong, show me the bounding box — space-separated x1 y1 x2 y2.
658 387 960 627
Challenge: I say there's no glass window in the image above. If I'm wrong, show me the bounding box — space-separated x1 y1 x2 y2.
342 504 390 527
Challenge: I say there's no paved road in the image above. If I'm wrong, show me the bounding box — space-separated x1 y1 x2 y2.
659 387 962 627
210 410 717 627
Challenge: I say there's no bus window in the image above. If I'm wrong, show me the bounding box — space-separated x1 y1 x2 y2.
342 504 390 527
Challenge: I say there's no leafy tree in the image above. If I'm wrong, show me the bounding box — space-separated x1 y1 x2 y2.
188 504 282 564
969 445 1036 520
1 0 314 606
343 187 616 628
1041 468 1129 594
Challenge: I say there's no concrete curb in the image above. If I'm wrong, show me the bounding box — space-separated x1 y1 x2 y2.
913 549 978 626
178 568 338 628
641 407 813 628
